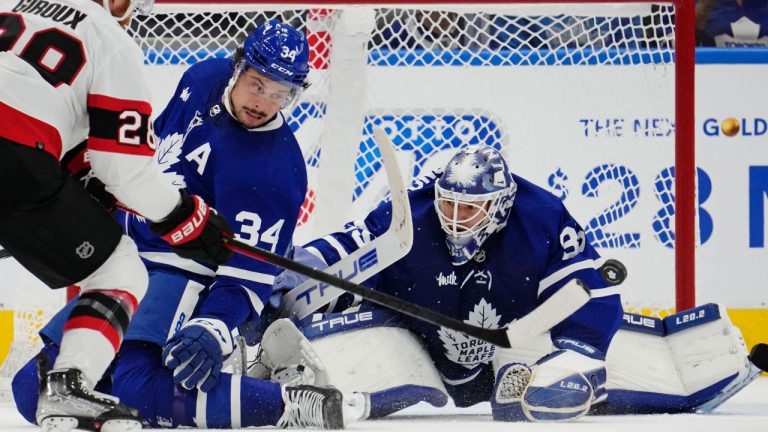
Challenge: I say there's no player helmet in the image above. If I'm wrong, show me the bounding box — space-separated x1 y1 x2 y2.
434 145 516 265
102 0 154 21
233 20 310 108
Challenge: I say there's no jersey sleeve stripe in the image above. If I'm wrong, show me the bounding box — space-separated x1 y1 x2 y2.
87 94 154 156
303 246 328 265
241 285 265 316
88 137 155 156
591 286 621 298
537 258 602 297
217 266 276 285
87 94 152 114
322 235 349 258
0 100 63 159
139 252 216 277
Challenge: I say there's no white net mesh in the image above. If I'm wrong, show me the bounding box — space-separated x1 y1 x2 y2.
128 2 681 317
0 308 56 401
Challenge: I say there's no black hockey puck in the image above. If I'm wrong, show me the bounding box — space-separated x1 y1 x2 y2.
599 259 627 286
749 343 768 373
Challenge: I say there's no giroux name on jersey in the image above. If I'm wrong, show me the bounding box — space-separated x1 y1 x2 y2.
12 0 88 31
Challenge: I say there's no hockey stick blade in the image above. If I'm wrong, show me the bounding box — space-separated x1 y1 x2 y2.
749 343 768 373
226 237 590 349
0 248 9 260
281 126 413 319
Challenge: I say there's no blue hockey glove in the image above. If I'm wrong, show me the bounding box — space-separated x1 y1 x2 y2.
162 318 234 392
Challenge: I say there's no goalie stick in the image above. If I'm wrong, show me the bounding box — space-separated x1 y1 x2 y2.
225 235 590 349
280 127 414 319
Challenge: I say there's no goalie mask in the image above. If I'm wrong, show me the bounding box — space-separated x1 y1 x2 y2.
231 20 310 109
102 0 155 21
434 145 516 265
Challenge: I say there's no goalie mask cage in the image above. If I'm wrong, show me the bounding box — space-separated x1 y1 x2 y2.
0 0 696 399
130 0 695 314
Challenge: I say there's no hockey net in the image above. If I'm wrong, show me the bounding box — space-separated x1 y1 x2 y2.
129 0 694 315
0 0 695 399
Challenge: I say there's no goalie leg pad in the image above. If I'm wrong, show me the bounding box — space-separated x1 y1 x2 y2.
368 385 448 419
604 304 759 414
292 308 448 418
248 318 328 386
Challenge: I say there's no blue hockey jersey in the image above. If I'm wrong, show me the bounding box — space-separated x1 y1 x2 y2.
122 58 307 330
702 0 768 46
302 173 623 385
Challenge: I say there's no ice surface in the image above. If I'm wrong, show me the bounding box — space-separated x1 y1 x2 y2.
1 377 765 431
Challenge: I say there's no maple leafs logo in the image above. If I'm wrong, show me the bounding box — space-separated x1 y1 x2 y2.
446 154 484 188
155 132 186 188
438 298 501 368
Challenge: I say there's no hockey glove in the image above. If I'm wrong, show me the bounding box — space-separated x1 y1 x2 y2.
151 190 234 265
61 142 116 212
163 318 234 392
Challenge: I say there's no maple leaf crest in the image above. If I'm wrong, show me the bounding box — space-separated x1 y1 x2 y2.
438 298 501 368
468 298 502 329
446 154 484 188
155 132 186 188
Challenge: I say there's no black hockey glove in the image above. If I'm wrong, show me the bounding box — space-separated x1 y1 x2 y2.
62 142 116 212
151 190 234 265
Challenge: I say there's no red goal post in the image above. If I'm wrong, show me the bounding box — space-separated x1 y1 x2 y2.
132 0 697 310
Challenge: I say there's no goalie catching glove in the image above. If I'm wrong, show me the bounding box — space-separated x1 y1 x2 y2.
492 338 607 422
151 190 234 265
163 318 234 392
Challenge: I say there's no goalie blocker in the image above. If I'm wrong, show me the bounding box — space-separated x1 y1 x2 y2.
254 302 760 420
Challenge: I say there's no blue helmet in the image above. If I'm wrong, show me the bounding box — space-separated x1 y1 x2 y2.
241 20 310 88
434 145 517 265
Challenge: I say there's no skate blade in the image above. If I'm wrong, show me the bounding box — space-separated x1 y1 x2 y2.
41 417 78 432
100 419 143 432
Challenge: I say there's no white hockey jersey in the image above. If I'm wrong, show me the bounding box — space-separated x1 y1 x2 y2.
0 0 178 220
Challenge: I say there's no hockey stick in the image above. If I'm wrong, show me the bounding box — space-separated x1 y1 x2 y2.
225 236 590 349
280 126 414 319
0 248 9 259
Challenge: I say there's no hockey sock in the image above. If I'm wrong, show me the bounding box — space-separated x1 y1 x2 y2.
55 289 137 387
173 374 283 428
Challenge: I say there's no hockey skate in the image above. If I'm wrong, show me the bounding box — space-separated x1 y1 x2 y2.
277 385 344 429
36 366 142 432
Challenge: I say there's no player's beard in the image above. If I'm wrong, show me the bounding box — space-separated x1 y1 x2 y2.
238 106 270 128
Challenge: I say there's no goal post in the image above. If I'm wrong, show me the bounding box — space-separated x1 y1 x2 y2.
129 0 696 316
